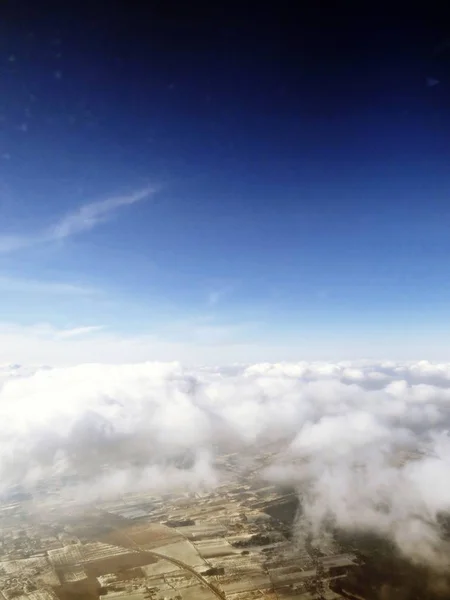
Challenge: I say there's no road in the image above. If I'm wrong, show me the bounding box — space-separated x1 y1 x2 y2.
95 514 227 600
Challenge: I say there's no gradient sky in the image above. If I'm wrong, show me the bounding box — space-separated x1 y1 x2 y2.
1 3 450 364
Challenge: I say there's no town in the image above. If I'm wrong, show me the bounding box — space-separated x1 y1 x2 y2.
0 451 361 600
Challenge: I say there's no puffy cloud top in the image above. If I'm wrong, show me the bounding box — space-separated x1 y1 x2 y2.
2 360 450 563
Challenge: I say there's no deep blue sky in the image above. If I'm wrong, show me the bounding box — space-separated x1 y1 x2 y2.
1 2 450 363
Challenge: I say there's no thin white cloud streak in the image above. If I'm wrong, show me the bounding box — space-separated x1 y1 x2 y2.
0 235 35 253
3 360 450 564
55 326 104 339
0 321 262 366
0 187 155 253
0 276 97 296
3 320 450 367
49 187 153 239
0 323 106 357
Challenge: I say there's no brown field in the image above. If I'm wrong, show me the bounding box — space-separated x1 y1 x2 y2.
100 522 182 549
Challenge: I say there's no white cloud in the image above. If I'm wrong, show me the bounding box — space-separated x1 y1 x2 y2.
3 320 450 368
0 276 97 295
55 326 104 339
2 359 450 565
0 186 154 253
49 187 153 240
0 321 260 366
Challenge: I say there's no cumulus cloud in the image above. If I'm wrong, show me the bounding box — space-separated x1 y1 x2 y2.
0 187 154 253
2 360 450 564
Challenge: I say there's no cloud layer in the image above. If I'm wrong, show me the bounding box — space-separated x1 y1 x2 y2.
2 360 450 564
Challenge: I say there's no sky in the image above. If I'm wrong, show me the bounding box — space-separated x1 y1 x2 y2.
4 3 450 574
1 2 450 364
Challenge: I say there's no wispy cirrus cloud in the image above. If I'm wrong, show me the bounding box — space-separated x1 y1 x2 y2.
0 235 37 253
49 187 153 240
0 322 103 338
0 186 155 254
0 318 266 366
0 276 97 296
55 325 104 339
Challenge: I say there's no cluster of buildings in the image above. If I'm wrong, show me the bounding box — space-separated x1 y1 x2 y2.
0 452 360 600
